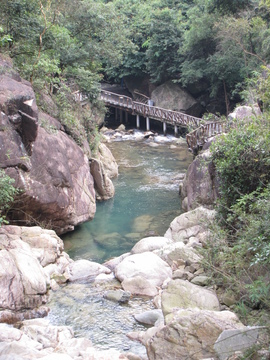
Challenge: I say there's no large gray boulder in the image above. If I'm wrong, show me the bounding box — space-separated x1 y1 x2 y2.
151 81 202 117
114 252 172 296
214 326 261 360
0 225 71 313
164 206 215 244
161 279 220 316
0 230 48 311
131 236 173 254
97 142 118 179
90 158 115 200
146 308 244 360
228 104 261 121
154 241 202 266
90 142 118 201
64 259 111 283
181 149 219 211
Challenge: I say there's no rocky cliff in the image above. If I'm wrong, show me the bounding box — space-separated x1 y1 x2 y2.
0 55 116 234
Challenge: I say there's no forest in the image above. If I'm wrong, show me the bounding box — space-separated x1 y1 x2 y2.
1 0 270 345
1 0 270 113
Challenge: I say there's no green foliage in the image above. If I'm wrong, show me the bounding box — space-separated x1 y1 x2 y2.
88 126 101 155
2 0 270 114
0 26 12 47
0 169 19 226
210 0 254 14
211 118 270 217
145 7 184 84
205 112 270 316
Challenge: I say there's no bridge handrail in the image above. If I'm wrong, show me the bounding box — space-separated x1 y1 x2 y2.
186 121 226 152
100 89 202 128
100 89 227 153
100 90 133 109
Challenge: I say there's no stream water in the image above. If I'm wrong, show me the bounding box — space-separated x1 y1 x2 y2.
47 131 193 355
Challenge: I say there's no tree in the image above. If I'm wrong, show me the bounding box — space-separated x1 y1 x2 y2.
144 7 184 84
210 0 255 14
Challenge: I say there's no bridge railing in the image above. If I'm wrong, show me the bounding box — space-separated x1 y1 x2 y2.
101 90 133 109
186 121 226 152
100 89 227 153
100 90 202 129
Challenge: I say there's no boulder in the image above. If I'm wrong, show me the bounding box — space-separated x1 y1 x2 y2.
0 318 129 360
7 124 96 234
65 259 111 283
131 236 173 254
228 105 261 122
151 81 202 117
0 225 71 312
214 326 261 360
103 289 131 303
191 275 211 286
134 309 164 327
0 241 48 311
97 142 118 179
180 149 219 211
90 158 115 200
20 226 64 267
164 206 215 244
154 241 202 266
122 276 158 297
114 252 172 292
0 57 38 154
103 252 131 272
161 279 220 316
146 308 244 360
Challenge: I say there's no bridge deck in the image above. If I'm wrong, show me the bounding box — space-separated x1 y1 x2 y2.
100 90 202 129
74 89 226 153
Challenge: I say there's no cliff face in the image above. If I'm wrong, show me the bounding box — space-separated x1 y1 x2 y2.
0 55 96 234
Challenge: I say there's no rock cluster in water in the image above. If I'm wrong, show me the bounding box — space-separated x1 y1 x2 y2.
0 205 263 360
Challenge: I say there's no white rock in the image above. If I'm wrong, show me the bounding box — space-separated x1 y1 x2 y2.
115 252 172 288
164 206 215 243
161 279 220 316
65 259 111 282
131 236 173 254
154 241 202 265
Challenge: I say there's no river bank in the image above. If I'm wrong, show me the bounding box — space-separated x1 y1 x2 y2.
0 128 266 360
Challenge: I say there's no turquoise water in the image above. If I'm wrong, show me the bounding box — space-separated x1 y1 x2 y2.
62 133 193 263
48 132 193 355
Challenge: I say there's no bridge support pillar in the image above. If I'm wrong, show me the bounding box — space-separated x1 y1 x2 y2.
163 121 167 135
174 125 178 136
115 108 118 120
120 110 123 123
146 117 150 131
136 115 140 129
125 111 128 123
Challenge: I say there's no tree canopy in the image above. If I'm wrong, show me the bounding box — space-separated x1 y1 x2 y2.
1 0 270 113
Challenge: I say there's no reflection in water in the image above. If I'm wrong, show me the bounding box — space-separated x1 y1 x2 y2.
62 135 193 263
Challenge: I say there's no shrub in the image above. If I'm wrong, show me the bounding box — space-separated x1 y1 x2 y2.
210 117 270 224
0 169 19 226
204 115 270 315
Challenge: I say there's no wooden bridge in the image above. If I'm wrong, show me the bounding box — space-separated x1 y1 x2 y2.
186 121 226 154
100 89 202 132
74 89 226 153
